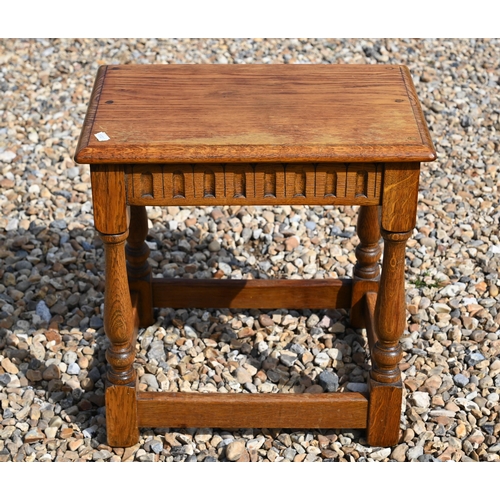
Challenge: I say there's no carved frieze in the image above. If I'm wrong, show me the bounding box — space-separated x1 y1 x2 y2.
125 163 382 206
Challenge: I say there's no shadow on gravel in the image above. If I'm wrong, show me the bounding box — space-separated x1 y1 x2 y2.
0 211 370 455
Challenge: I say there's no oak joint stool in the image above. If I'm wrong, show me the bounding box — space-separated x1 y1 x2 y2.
75 64 435 448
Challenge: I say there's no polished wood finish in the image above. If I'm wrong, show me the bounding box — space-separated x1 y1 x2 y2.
364 291 379 355
381 162 420 233
75 64 435 449
75 65 436 164
351 206 381 328
366 289 403 447
152 278 352 310
367 378 403 447
90 165 128 234
137 392 368 429
101 231 136 386
105 384 139 447
126 206 153 327
75 65 108 163
125 163 382 206
372 230 411 385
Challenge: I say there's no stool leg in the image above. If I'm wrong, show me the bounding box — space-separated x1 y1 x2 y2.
101 231 139 447
367 228 410 446
126 206 154 327
350 206 381 328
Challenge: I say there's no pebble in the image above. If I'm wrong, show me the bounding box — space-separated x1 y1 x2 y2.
1 358 18 374
226 441 245 461
454 374 470 388
411 392 431 409
391 444 408 462
35 301 52 323
369 448 391 460
234 367 252 385
346 383 368 392
314 352 330 368
318 371 339 392
407 445 424 461
67 363 80 375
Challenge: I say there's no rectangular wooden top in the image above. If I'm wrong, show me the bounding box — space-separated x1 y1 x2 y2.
74 64 436 164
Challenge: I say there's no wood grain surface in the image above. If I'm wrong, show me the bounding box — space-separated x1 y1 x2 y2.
350 205 381 328
137 392 368 429
372 230 410 385
90 164 128 234
75 64 436 164
367 378 402 447
152 278 352 310
126 206 154 327
381 162 421 232
105 384 139 447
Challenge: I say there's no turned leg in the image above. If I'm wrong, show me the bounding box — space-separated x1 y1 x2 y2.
350 205 381 328
101 231 139 447
91 165 139 448
367 229 410 446
367 162 420 447
126 206 154 327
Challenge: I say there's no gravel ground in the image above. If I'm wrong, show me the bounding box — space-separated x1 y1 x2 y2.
0 38 499 462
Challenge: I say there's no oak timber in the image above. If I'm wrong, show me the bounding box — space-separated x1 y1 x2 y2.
105 385 139 448
137 392 368 429
367 379 403 447
73 63 436 448
75 65 436 164
125 162 382 206
364 291 379 355
152 278 352 310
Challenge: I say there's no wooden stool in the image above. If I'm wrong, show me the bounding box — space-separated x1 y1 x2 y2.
75 64 435 448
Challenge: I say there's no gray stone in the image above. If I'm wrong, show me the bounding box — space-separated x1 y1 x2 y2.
407 445 424 460
89 316 103 329
466 352 485 366
440 283 466 297
67 363 80 375
141 374 159 389
318 370 339 392
50 220 67 230
290 343 305 355
149 440 164 454
346 383 368 392
184 325 198 339
218 262 232 275
208 240 221 252
314 352 330 368
148 341 166 362
454 373 469 387
35 300 51 322
279 350 297 367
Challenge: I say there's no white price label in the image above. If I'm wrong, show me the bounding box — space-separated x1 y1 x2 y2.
95 132 110 141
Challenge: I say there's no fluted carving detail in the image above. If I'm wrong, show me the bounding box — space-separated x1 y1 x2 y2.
126 163 382 206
